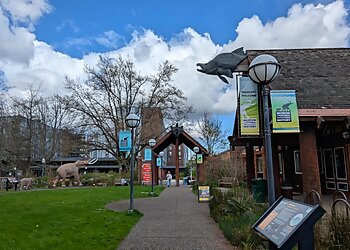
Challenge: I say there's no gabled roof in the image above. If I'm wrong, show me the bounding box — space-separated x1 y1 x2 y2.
244 48 350 109
152 128 208 156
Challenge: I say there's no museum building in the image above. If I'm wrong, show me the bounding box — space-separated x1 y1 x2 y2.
229 48 350 198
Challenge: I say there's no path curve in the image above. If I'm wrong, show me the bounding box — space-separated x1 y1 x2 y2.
107 185 234 250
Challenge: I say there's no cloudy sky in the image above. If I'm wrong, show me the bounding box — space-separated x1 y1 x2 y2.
0 0 349 133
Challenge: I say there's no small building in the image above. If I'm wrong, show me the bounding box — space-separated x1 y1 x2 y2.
229 48 350 198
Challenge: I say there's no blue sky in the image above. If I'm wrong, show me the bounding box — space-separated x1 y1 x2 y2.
1 0 350 136
35 0 346 58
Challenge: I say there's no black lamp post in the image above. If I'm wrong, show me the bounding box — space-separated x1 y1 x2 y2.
148 138 156 194
193 146 199 183
248 54 281 206
41 158 46 177
125 113 140 213
159 151 164 186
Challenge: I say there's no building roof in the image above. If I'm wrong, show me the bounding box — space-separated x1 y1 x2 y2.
245 48 350 109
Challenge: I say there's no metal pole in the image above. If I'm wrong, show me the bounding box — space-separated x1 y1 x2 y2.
129 128 135 212
151 153 154 194
160 156 162 187
262 85 275 206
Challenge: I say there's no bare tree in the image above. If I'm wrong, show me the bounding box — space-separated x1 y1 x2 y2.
63 56 192 167
197 112 228 155
1 86 77 173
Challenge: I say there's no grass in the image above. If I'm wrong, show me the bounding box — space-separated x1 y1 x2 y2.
0 186 162 250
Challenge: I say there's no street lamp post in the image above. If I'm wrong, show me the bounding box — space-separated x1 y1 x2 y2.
148 138 156 194
193 146 199 183
159 151 164 186
248 54 281 206
126 113 141 213
41 158 46 177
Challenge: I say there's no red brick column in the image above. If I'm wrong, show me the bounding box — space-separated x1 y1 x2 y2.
299 123 321 197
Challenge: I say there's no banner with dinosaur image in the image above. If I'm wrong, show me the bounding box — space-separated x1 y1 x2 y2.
270 90 300 133
239 77 260 136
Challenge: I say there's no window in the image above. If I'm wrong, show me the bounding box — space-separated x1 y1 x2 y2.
256 157 263 173
337 182 349 191
317 150 323 174
294 151 301 174
326 181 336 190
334 147 347 180
278 153 283 174
323 149 335 179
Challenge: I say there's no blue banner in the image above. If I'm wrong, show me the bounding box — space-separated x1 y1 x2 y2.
144 148 152 161
156 157 162 167
119 131 131 152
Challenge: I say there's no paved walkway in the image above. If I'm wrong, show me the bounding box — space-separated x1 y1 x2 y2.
106 185 233 250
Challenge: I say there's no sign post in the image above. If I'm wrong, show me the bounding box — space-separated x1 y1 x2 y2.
253 197 325 249
142 163 152 185
198 186 210 202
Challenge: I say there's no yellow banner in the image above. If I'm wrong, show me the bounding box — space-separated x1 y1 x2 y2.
239 77 260 136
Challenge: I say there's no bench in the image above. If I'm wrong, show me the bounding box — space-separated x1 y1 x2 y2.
114 179 123 186
218 177 236 188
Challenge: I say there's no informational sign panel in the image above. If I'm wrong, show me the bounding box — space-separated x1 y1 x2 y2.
253 197 325 249
198 186 210 202
144 148 152 161
156 157 161 167
270 90 300 133
196 154 203 164
142 163 152 184
118 131 131 152
239 77 260 136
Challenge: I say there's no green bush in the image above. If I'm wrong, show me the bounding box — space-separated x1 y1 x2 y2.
32 176 49 188
209 186 267 249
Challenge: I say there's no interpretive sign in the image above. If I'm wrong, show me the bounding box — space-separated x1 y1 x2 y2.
253 197 325 249
239 77 260 136
198 186 210 202
270 90 300 133
142 163 152 184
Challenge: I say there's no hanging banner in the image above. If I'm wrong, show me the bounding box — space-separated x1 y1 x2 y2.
239 77 260 136
144 148 152 161
156 157 162 167
196 154 203 164
270 90 300 133
118 131 131 152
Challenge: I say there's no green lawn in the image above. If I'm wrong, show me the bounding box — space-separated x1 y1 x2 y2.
0 186 162 250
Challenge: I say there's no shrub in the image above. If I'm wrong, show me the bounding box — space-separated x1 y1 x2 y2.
32 176 49 188
209 186 267 249
315 211 350 249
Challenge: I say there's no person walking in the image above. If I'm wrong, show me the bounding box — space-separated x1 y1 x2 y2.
166 171 172 187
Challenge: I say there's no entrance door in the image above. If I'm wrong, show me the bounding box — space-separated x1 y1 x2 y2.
323 147 348 192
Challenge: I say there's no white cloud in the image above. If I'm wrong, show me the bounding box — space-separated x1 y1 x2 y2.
96 30 125 49
0 0 52 30
0 9 35 63
1 0 350 119
56 19 80 33
224 0 350 51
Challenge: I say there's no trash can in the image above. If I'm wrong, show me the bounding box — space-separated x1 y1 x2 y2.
281 186 293 199
252 179 267 203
